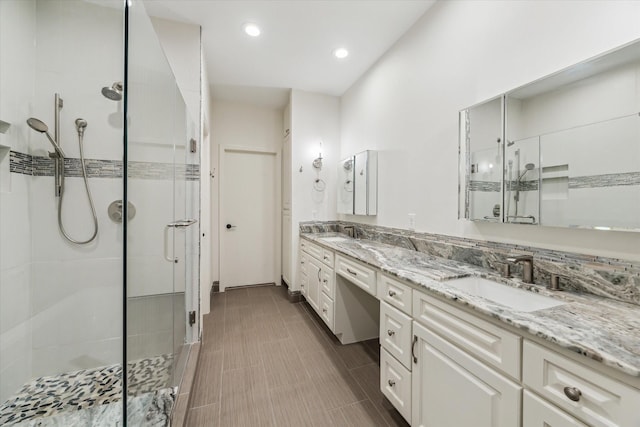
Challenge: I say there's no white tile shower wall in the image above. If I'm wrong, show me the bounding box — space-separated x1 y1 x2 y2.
0 0 36 402
33 0 124 161
24 0 125 380
339 0 640 260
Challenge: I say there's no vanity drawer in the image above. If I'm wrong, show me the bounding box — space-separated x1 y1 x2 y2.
321 249 334 268
380 301 413 369
335 255 377 296
523 390 587 427
320 267 334 299
381 348 411 423
319 292 334 331
413 291 521 380
300 239 323 260
523 340 640 427
378 273 412 316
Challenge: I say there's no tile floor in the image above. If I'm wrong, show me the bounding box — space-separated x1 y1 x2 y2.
185 285 410 427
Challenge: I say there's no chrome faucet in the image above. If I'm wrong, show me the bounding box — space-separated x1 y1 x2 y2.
506 255 534 283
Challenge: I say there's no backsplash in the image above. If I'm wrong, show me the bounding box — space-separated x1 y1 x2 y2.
299 221 640 306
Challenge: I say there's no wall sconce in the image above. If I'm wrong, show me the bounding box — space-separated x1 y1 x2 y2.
312 141 323 170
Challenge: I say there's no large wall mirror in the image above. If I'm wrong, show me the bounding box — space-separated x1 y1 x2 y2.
460 39 640 232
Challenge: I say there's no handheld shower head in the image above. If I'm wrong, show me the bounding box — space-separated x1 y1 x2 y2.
26 117 66 158
518 163 535 180
101 82 123 101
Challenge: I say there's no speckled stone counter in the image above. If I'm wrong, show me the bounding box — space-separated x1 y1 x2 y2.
301 232 640 379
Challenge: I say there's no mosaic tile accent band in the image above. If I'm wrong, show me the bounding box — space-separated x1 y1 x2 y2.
469 180 500 192
9 150 200 181
300 220 640 306
470 171 640 192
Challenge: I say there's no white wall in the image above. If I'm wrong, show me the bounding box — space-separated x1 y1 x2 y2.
289 90 340 291
0 0 36 401
200 62 212 321
210 100 284 286
340 0 640 260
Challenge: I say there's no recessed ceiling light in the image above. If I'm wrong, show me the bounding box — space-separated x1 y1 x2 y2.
333 48 349 59
243 23 261 37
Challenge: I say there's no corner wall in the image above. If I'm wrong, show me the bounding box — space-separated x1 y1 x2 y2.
289 90 340 291
340 0 640 261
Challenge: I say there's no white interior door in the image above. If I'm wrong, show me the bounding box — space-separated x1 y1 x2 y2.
220 148 277 290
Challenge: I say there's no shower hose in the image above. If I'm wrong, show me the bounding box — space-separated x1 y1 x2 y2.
58 130 98 244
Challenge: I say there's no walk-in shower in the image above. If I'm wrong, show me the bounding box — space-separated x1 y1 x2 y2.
1 0 200 425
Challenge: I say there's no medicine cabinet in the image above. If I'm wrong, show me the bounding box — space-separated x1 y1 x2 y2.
338 150 378 216
460 39 640 232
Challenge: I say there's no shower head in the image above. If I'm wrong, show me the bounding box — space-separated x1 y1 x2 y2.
101 82 123 101
26 117 66 158
26 117 48 133
518 163 535 181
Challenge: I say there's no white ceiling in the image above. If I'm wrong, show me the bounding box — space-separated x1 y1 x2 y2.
143 1 435 106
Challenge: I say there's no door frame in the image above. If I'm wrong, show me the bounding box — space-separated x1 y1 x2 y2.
218 144 281 292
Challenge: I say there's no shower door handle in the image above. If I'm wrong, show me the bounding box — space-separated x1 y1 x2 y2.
164 219 198 263
164 225 178 263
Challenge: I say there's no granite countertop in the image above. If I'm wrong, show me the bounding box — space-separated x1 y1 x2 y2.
301 232 640 379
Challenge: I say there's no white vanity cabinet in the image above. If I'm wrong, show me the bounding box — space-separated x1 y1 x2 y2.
299 240 335 330
298 239 640 427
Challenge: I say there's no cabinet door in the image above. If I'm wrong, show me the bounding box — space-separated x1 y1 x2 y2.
282 212 291 285
282 135 291 210
306 257 321 311
412 321 521 427
523 390 587 427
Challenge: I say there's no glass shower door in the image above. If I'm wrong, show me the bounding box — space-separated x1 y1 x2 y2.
125 0 196 423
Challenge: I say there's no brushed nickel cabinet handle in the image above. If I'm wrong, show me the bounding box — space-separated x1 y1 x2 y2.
388 290 396 297
564 386 582 402
388 379 395 387
322 308 328 313
387 329 395 336
346 268 357 276
412 335 418 364
318 269 322 281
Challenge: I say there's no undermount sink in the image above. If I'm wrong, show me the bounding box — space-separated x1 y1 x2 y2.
318 236 350 243
445 276 565 313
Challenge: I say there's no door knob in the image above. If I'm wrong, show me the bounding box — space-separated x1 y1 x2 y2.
226 224 236 229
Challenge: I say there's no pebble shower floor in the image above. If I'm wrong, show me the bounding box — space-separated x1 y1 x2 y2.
0 354 173 426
